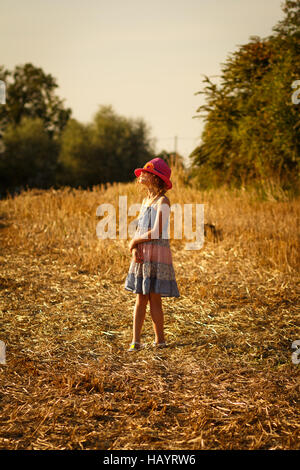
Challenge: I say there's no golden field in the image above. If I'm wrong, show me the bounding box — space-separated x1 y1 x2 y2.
0 164 299 450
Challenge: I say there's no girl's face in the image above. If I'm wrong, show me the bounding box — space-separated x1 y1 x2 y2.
138 171 153 186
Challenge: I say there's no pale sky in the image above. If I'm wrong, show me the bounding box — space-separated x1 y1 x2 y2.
1 0 284 166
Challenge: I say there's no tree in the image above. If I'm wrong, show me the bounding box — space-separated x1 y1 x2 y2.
273 0 300 37
56 118 97 187
0 63 72 141
91 105 154 183
0 116 59 195
58 105 154 187
190 0 300 192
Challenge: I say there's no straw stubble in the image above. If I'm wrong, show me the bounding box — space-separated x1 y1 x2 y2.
0 169 299 450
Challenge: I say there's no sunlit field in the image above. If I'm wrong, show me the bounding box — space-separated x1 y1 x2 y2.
0 164 299 450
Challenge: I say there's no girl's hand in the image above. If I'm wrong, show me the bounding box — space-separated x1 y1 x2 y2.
132 247 143 263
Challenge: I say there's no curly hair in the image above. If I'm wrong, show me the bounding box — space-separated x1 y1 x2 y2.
150 173 167 197
136 171 167 199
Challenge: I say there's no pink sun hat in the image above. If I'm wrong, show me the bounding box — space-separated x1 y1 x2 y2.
134 158 172 190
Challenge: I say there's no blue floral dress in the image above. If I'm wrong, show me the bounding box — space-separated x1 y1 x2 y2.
124 198 180 297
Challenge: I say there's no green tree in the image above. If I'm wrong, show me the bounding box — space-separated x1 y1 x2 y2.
190 0 300 192
91 105 154 183
0 116 59 195
58 105 154 187
56 118 97 187
0 63 72 141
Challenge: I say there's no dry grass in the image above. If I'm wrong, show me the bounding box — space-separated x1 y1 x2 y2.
0 164 299 450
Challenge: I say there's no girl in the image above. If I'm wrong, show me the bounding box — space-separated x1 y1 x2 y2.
124 158 180 351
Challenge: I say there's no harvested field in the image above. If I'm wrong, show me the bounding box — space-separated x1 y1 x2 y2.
0 166 299 450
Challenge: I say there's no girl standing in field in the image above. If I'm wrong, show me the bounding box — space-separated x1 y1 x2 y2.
124 158 180 351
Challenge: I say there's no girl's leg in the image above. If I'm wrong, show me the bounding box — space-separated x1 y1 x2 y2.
132 293 149 343
149 292 165 344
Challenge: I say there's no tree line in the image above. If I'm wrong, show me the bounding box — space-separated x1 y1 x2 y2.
0 63 168 197
0 0 299 197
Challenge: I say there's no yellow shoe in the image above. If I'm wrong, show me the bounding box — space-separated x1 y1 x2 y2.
127 342 141 351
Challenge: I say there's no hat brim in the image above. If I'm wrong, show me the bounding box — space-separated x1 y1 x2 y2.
134 168 172 190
